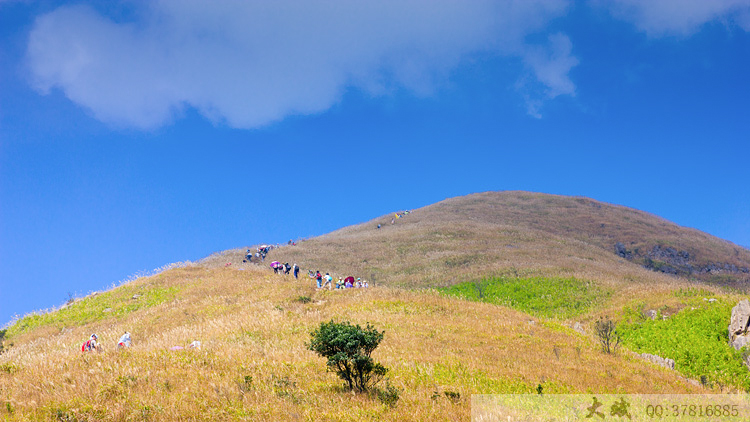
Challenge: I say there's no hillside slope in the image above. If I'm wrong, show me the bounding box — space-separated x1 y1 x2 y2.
259 191 750 289
3 191 750 420
0 266 707 421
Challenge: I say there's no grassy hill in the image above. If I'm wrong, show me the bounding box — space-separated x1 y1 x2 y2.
259 191 750 289
2 191 749 421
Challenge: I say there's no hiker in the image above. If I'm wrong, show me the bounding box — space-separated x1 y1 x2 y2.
356 278 362 288
322 273 333 289
336 277 344 289
315 271 323 288
345 278 353 288
245 249 252 262
377 224 381 229
284 263 291 275
272 263 279 274
118 332 131 348
293 264 299 279
82 334 100 352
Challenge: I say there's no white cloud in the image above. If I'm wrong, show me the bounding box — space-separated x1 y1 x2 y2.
26 0 577 128
519 33 579 118
604 0 750 36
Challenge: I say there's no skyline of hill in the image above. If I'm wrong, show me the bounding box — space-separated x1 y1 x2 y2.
209 191 749 291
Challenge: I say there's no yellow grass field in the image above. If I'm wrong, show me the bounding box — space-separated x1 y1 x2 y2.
0 266 711 421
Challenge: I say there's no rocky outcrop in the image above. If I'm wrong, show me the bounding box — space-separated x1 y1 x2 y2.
702 262 750 274
640 353 675 370
614 242 632 260
612 242 749 279
729 300 750 350
644 245 693 275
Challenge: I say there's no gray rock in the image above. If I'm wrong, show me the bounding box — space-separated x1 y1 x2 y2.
103 308 112 313
572 322 585 335
641 353 675 370
708 298 717 303
132 294 142 299
732 335 750 351
614 242 632 260
729 300 750 340
645 310 657 320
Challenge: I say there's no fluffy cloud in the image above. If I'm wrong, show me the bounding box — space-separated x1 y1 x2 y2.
519 33 579 118
26 0 576 128
604 0 750 36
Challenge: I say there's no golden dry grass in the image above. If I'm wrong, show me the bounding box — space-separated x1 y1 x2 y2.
0 266 710 421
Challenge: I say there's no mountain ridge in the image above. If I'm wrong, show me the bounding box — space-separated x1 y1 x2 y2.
248 191 750 290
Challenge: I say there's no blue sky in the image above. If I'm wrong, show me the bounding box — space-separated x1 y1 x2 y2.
1 0 749 326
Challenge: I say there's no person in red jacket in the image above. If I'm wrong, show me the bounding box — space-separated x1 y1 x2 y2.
81 333 100 352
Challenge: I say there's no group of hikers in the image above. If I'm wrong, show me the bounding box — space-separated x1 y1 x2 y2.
265 261 369 290
81 331 131 353
244 245 276 263
271 261 300 278
308 270 369 290
81 331 200 353
377 210 412 228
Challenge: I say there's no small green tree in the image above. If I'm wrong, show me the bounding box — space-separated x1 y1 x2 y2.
308 320 387 392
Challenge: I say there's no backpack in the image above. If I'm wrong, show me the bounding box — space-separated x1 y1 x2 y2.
81 340 90 352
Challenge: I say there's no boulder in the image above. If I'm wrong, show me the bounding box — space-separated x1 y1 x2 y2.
645 310 657 320
732 334 750 351
572 322 585 335
641 353 675 370
728 300 750 341
614 242 632 260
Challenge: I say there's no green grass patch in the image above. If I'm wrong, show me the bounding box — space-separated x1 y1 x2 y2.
673 287 714 298
441 276 610 319
5 284 180 338
619 300 750 391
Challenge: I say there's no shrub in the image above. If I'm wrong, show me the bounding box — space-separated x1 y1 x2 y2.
375 380 401 407
308 320 387 392
295 296 312 304
595 317 620 354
